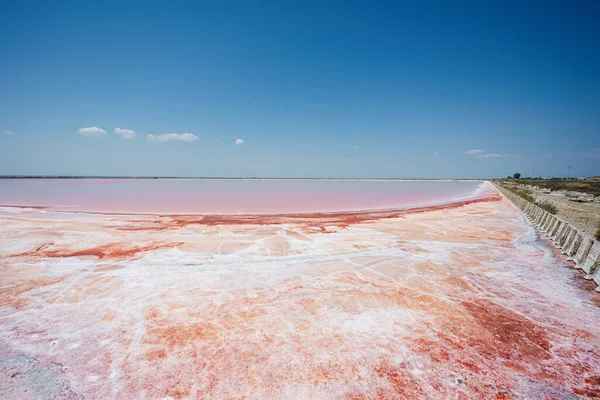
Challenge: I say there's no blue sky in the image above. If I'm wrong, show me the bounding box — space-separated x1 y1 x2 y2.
0 0 598 178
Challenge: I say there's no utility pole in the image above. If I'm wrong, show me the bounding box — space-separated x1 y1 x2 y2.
567 165 572 179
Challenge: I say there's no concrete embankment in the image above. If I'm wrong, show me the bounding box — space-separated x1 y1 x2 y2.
493 183 600 292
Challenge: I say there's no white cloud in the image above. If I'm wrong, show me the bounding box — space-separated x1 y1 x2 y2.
433 152 439 156
353 145 359 149
114 127 137 139
465 149 519 159
235 138 245 145
1 130 14 136
147 133 198 141
78 126 107 137
477 153 520 159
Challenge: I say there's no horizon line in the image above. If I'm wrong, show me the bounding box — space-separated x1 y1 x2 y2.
0 175 493 180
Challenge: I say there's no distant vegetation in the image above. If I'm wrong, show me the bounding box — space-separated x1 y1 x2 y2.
514 189 535 203
500 178 600 197
513 172 521 179
537 200 558 215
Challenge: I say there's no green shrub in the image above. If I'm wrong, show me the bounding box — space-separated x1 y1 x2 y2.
515 190 535 203
595 226 600 241
537 201 557 215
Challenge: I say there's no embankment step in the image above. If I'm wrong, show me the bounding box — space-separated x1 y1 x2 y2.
492 183 600 293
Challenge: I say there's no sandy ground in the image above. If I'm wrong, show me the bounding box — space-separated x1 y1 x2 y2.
1 186 600 399
502 182 600 236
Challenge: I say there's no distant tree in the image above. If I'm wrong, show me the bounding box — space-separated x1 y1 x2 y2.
513 172 521 179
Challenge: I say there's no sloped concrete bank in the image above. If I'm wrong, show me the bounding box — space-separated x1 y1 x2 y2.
493 183 600 292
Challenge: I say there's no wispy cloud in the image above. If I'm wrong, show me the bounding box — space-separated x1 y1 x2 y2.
147 133 198 141
235 138 245 145
466 149 519 159
78 126 107 137
477 153 520 159
114 127 137 139
433 152 439 156
1 130 14 136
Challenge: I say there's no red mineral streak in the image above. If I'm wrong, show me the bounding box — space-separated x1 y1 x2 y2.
461 299 551 362
0 278 62 310
572 375 600 397
162 192 502 230
12 241 184 260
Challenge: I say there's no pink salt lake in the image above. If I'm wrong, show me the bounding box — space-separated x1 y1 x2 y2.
0 179 486 214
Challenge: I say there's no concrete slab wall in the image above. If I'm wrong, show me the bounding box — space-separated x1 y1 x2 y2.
563 229 577 255
547 216 557 232
567 233 583 258
538 213 549 228
493 183 600 293
559 226 572 247
581 242 600 277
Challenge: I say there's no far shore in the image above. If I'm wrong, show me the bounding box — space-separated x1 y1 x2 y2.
0 176 485 182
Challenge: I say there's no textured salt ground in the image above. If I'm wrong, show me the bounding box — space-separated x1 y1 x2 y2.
1 192 600 399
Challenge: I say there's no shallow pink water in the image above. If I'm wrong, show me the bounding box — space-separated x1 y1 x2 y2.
0 179 486 214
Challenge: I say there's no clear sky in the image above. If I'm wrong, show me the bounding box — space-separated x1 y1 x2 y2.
0 0 598 178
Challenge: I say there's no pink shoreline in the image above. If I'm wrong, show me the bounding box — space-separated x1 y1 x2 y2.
0 191 499 220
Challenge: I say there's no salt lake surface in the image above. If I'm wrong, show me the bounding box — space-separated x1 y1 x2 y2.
1 180 599 399
0 179 486 214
